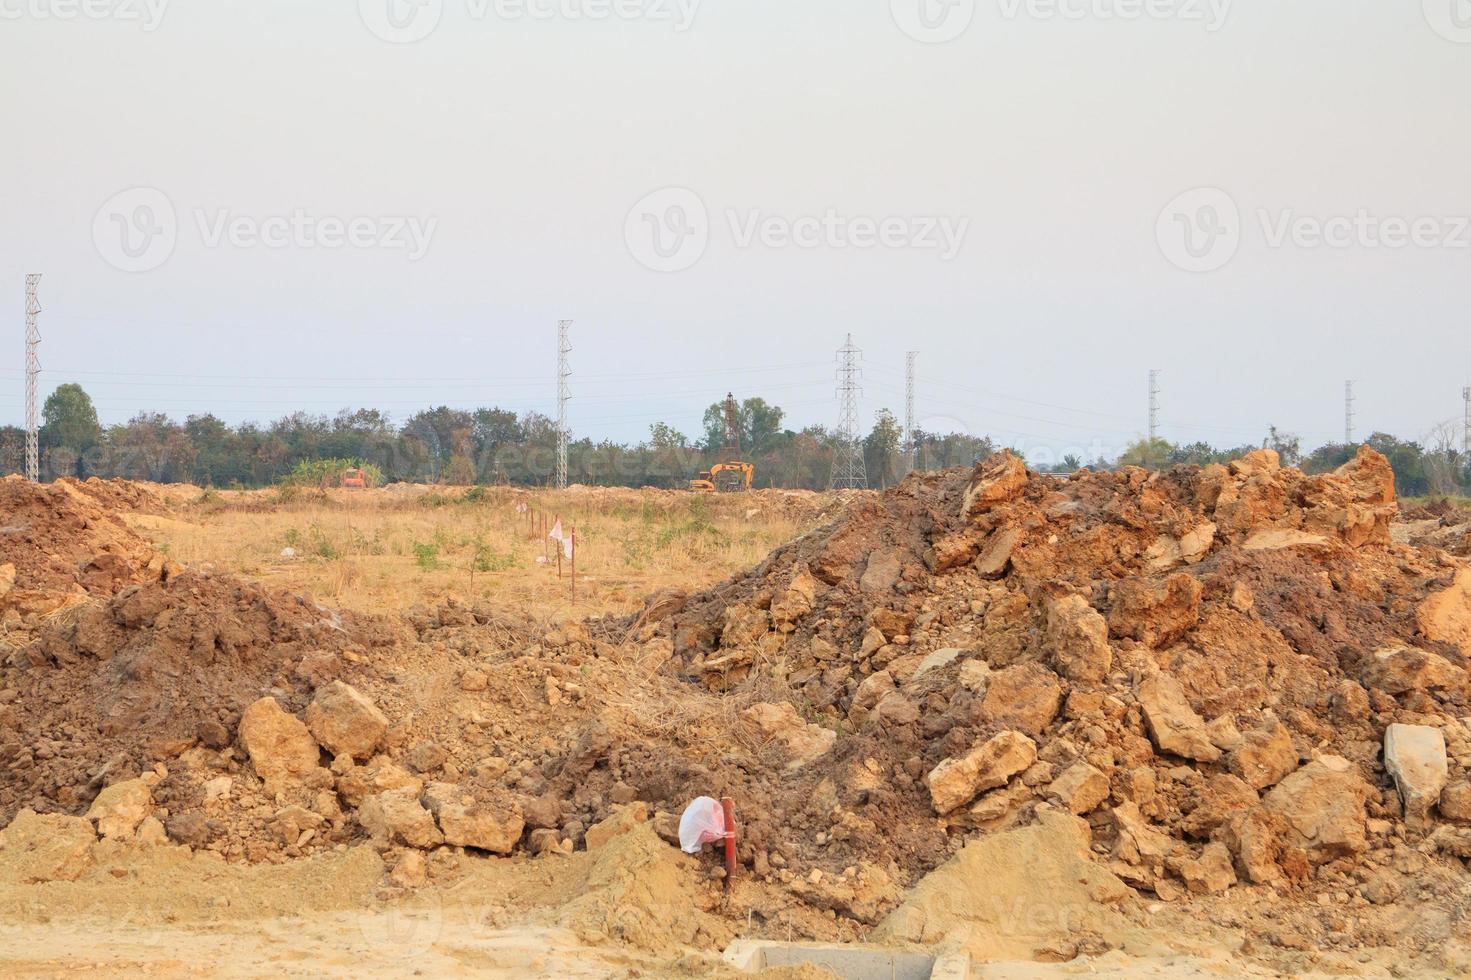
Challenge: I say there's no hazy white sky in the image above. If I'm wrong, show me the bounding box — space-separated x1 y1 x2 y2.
2 0 1469 462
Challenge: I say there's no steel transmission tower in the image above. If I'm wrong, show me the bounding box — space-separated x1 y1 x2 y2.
1148 370 1160 443
1345 381 1356 446
1463 385 1471 456
721 392 741 456
830 334 868 489
904 352 918 474
24 275 41 483
556 320 571 489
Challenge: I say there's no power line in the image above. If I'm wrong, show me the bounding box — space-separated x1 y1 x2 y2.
831 334 868 490
24 275 41 483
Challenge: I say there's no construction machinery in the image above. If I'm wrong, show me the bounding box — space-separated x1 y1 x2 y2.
689 393 755 493
341 468 368 490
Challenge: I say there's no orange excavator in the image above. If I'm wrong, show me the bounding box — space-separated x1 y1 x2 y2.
689 393 755 493
341 468 368 490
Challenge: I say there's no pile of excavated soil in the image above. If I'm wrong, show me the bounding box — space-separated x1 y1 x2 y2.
0 476 161 603
7 456 1471 972
639 448 1471 952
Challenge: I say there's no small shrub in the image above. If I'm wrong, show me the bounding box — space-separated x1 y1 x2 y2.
413 541 441 570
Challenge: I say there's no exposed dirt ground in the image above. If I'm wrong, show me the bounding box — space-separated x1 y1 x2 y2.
4 458 1471 978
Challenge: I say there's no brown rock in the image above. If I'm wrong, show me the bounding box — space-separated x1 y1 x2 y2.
1044 594 1113 683
0 810 95 883
1180 774 1258 839
771 565 819 628
1137 673 1221 763
405 741 448 775
982 664 1063 736
1176 842 1236 895
359 787 443 849
1416 567 1471 658
304 681 389 761
975 527 1021 579
421 783 524 854
389 849 428 888
86 777 153 842
1108 574 1202 648
238 697 323 794
336 757 422 808
720 603 771 648
1264 756 1371 863
963 451 1029 517
269 806 325 845
1228 721 1297 790
1112 801 1173 867
460 670 489 693
860 552 903 594
523 795 562 831
742 702 837 770
926 731 1037 814
1362 646 1464 695
1440 780 1471 822
585 803 649 851
1045 762 1110 815
1384 724 1448 827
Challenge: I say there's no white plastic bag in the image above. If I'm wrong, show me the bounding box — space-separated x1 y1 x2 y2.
678 797 728 854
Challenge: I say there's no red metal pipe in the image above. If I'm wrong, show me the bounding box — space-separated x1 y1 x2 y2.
721 797 737 889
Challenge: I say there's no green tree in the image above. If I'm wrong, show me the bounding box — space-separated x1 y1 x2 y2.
41 383 102 477
864 409 904 488
1119 437 1175 470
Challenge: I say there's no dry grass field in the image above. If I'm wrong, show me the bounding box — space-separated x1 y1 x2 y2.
123 484 827 622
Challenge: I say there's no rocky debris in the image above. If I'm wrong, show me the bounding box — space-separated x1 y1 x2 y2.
962 450 1028 516
86 777 154 841
1384 725 1449 827
1227 721 1298 790
0 809 96 884
585 803 649 851
1045 762 1110 815
1362 646 1464 695
1264 756 1371 864
359 787 443 850
421 782 524 854
1043 594 1113 683
770 565 819 629
741 702 836 771
1174 841 1237 895
1416 567 1471 657
981 664 1063 736
1137 674 1221 763
304 681 389 761
1107 574 1202 649
239 697 324 795
337 757 422 808
1441 780 1471 822
926 731 1037 814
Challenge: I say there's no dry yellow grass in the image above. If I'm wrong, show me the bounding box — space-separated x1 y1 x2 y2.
125 485 824 622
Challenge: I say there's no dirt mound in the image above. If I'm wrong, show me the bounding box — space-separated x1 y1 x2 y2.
643 448 1471 924
0 568 398 833
0 476 160 603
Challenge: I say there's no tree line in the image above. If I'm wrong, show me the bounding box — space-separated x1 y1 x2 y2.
3 383 1466 499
